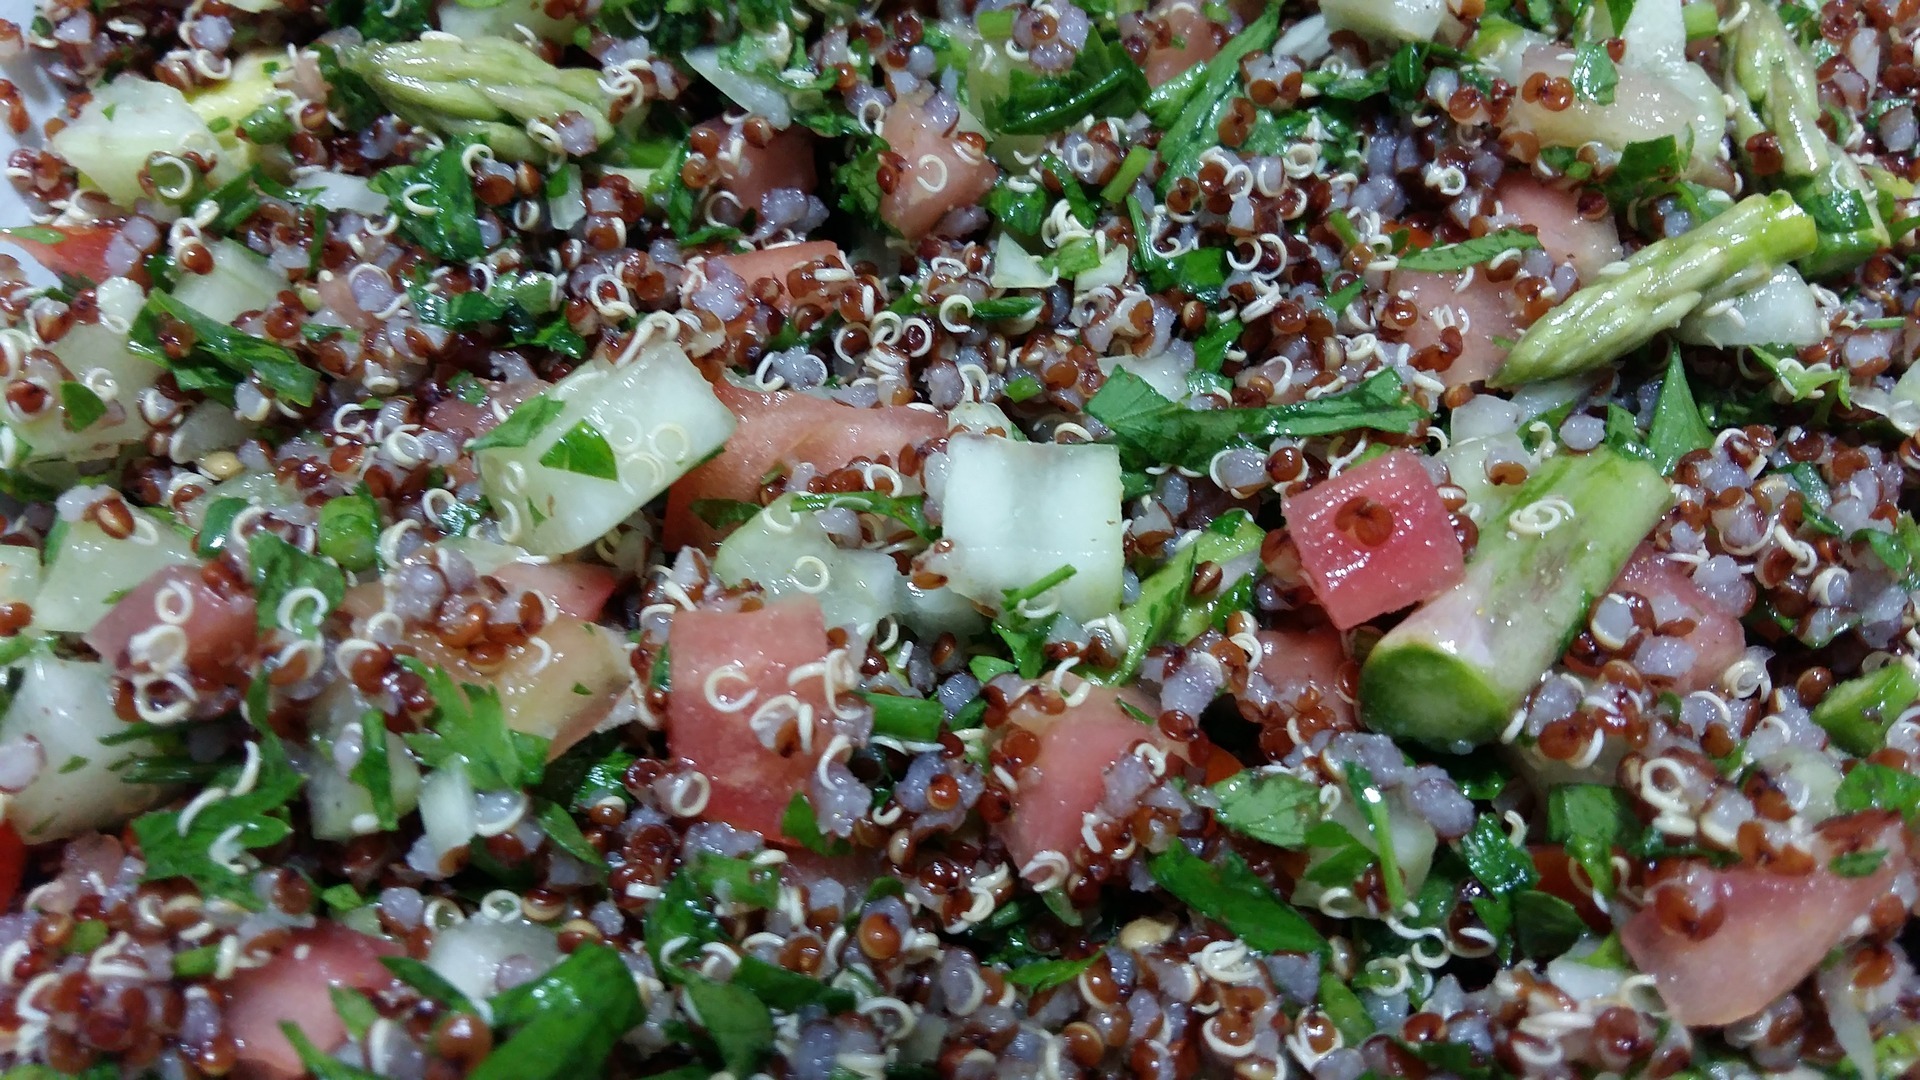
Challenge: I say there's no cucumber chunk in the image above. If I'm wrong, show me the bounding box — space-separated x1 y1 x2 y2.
1811 661 1920 756
0 654 165 842
33 517 197 635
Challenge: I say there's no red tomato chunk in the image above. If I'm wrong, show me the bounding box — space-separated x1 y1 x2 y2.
1285 450 1464 630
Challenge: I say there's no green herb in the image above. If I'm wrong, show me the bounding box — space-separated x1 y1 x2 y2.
0 225 66 245
131 731 303 909
684 975 774 1076
1344 763 1407 911
780 791 850 855
1006 374 1045 402
475 944 644 1080
1859 513 1920 588
56 381 106 432
321 883 368 914
1210 769 1319 848
317 489 381 572
537 420 620 480
350 711 398 831
468 395 564 452
1569 41 1619 104
399 659 545 790
1546 784 1638 896
382 956 482 1015
861 691 944 743
832 137 887 228
1395 229 1543 273
983 26 1146 136
128 291 319 407
63 920 108 955
1005 954 1097 992
1835 761 1920 821
1646 347 1713 473
1126 195 1230 302
1146 844 1327 954
368 137 486 262
1301 820 1377 887
972 296 1043 321
283 1022 383 1080
1831 849 1889 877
534 799 605 873
1319 972 1374 1044
791 491 934 540
1323 278 1366 314
1458 813 1538 896
1781 462 1843 536
1086 367 1427 472
690 498 764 530
730 955 855 1011
1100 145 1155 202
1513 889 1587 958
984 179 1048 236
249 532 346 639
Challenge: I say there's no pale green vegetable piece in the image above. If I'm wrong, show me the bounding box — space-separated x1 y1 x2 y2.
0 654 166 842
32 518 197 635
714 495 903 634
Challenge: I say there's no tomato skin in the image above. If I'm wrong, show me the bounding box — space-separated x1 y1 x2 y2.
226 922 400 1079
1285 451 1466 630
488 560 618 621
86 564 258 678
666 598 834 840
1144 1 1221 88
2 223 128 283
1241 628 1354 727
696 121 818 213
1492 174 1623 281
706 241 844 315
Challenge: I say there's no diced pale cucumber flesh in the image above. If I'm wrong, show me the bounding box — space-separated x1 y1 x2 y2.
0 547 41 608
50 76 238 208
1359 448 1671 750
1676 265 1824 348
1320 0 1446 43
305 683 423 842
170 240 286 324
10 279 157 464
1291 792 1436 908
479 339 736 556
33 518 197 634
427 917 562 1005
714 495 901 634
939 434 1125 622
0 655 165 842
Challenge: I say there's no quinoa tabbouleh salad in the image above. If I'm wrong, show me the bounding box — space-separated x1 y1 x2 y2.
0 0 1918 1075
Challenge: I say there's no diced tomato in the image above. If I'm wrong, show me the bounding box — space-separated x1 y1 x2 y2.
1621 815 1903 1026
667 598 835 840
1243 627 1355 726
998 682 1181 872
661 383 948 549
1492 174 1624 282
1392 269 1526 388
226 922 400 1079
1144 0 1222 87
707 241 846 315
1285 451 1465 630
1 223 132 283
697 121 818 213
1607 546 1743 693
489 560 618 621
879 89 999 239
423 380 548 442
0 825 23 910
85 564 257 677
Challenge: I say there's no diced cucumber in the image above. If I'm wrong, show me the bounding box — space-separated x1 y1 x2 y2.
898 581 989 638
170 239 286 324
305 683 422 842
0 547 41 608
9 279 158 465
427 916 561 1005
437 0 578 40
1811 660 1920 756
0 654 165 842
183 51 282 163
1292 792 1437 910
1359 448 1671 749
713 495 901 634
1321 0 1446 43
478 338 736 556
49 76 237 208
1676 266 1824 349
939 434 1125 622
990 232 1057 290
33 517 197 634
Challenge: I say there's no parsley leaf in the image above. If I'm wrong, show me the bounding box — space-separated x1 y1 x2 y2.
468 395 564 452
1647 347 1713 473
1458 813 1538 895
1546 784 1638 896
475 944 643 1080
350 711 398 831
58 381 106 432
1209 769 1320 848
131 731 303 909
128 291 319 407
537 420 619 480
369 137 487 262
1146 844 1327 954
1570 41 1619 105
1005 955 1097 992
1394 229 1543 272
1086 367 1428 472
249 532 346 639
1831 849 1889 877
399 659 546 791
790 491 935 540
983 25 1147 136
1836 761 1920 822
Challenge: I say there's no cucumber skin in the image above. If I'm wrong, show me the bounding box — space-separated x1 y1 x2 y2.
1811 662 1920 756
1359 447 1671 750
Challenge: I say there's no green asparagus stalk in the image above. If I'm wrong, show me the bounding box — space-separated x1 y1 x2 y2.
339 37 613 162
1357 446 1671 750
1726 1 1890 276
1489 192 1815 388
1811 660 1920 756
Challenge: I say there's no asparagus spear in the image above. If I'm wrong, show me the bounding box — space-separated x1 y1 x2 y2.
1726 1 1890 277
1489 192 1815 387
339 37 614 161
1811 660 1920 756
1358 446 1671 750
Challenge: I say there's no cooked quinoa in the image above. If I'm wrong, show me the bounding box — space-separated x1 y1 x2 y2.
0 0 1917 1076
